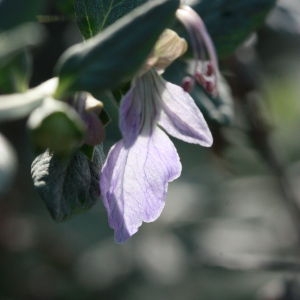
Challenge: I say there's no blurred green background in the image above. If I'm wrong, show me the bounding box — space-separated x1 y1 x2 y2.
2 0 300 299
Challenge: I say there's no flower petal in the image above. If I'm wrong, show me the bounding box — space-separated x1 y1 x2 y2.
157 77 213 146
100 127 181 243
119 87 142 146
120 72 158 146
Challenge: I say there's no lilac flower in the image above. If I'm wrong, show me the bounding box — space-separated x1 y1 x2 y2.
100 71 213 242
100 7 217 243
176 5 219 96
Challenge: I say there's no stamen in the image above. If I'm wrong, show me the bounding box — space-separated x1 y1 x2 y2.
205 62 214 77
195 72 205 86
204 81 215 94
181 76 194 92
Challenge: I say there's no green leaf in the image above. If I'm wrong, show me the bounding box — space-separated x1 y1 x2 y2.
0 78 58 122
192 0 277 58
0 134 17 195
0 0 45 31
0 50 32 94
27 98 85 155
55 0 180 97
74 0 149 38
31 144 105 221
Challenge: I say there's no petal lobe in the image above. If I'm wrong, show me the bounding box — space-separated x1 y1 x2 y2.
157 78 213 146
100 127 181 243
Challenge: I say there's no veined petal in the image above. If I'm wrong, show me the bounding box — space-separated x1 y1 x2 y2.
156 75 213 146
120 72 159 146
119 87 142 146
100 127 181 243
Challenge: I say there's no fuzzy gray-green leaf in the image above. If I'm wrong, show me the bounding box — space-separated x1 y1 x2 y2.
74 0 149 38
31 145 105 221
55 0 179 97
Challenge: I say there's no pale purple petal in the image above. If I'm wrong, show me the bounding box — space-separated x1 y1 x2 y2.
100 127 181 243
120 72 159 146
119 87 142 145
156 78 213 147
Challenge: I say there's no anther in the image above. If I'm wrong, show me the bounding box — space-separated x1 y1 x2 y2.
181 76 194 92
205 62 214 77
